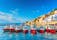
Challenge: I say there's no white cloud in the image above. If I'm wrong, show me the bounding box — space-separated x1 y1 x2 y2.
0 9 29 23
0 12 12 23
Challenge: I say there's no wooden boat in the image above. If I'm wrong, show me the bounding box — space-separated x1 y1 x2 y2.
30 28 37 35
23 26 28 34
10 25 15 32
39 28 45 33
46 27 51 33
23 29 28 34
3 25 10 32
15 27 23 33
50 29 56 34
46 26 56 34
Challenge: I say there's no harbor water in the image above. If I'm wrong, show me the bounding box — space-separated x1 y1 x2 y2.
0 26 57 40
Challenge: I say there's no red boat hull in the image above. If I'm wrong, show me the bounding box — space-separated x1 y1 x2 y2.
23 30 28 34
10 28 15 32
3 28 10 32
46 29 50 33
30 30 37 35
15 30 23 33
46 29 56 34
40 30 45 33
50 29 56 34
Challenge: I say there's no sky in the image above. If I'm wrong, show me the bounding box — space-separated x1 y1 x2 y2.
0 0 57 23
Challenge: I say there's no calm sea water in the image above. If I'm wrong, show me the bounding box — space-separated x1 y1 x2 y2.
0 26 57 40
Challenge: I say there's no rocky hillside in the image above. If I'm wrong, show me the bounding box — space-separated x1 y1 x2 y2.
25 9 57 27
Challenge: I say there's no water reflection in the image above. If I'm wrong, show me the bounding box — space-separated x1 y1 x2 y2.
0 32 57 40
0 26 57 40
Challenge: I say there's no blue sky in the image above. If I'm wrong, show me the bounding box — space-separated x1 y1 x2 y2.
0 0 57 23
